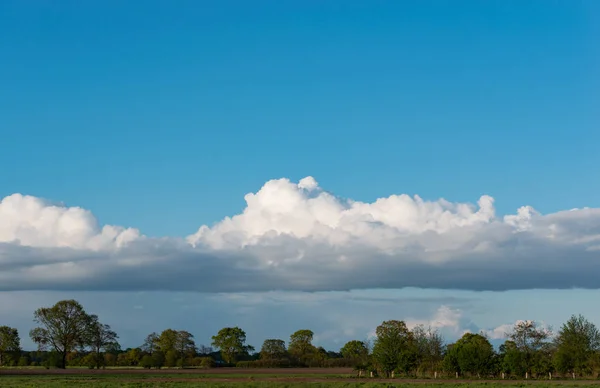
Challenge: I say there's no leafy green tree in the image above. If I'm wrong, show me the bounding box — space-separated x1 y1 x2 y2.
139 354 153 369
29 300 91 369
174 330 196 368
554 314 600 376
154 329 195 366
447 333 495 377
288 329 317 365
118 348 142 366
532 342 555 376
211 327 254 364
165 349 178 367
288 329 316 361
507 320 551 376
340 340 369 367
261 339 288 360
152 351 165 369
0 326 21 366
85 315 119 369
142 332 159 354
372 320 416 377
156 329 178 353
443 343 460 375
499 340 525 376
412 325 444 376
312 346 329 367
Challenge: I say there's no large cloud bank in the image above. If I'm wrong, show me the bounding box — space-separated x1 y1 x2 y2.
1 177 600 292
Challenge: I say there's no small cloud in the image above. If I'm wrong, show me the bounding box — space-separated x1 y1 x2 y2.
483 320 554 340
484 323 514 340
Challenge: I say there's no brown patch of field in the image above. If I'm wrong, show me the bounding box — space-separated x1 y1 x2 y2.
0 367 352 376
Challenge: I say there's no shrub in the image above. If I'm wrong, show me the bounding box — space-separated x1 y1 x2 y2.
139 355 153 369
200 357 215 368
42 352 62 369
151 352 165 369
81 354 97 369
235 359 293 368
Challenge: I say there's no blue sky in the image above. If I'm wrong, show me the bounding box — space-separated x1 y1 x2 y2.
1 1 599 350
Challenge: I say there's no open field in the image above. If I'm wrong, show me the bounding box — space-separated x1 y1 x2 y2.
2 369 600 388
0 367 353 375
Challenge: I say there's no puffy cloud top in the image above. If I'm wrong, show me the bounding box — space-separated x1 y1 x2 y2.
0 194 140 250
187 177 496 250
1 176 600 292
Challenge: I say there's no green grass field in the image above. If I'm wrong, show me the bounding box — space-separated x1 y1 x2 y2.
2 369 600 388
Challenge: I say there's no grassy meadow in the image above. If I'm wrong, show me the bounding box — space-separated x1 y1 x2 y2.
2 369 600 388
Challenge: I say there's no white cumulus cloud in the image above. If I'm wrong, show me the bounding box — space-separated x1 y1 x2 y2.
187 177 496 250
0 194 140 250
1 176 600 292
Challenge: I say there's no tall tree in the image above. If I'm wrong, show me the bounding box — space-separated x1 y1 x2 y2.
142 332 159 355
288 329 316 363
372 320 416 376
156 329 179 353
211 327 254 364
412 325 444 375
153 329 195 367
261 339 288 360
29 299 91 369
174 330 196 368
0 326 21 366
442 343 460 375
86 315 119 369
554 314 600 375
507 320 552 376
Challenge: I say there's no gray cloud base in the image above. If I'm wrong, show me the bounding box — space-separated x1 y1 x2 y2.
1 225 599 292
2 177 600 292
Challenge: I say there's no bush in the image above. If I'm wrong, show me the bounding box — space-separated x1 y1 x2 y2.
152 352 165 369
236 359 293 368
232 358 354 368
139 355 153 369
42 352 62 369
325 358 354 367
81 354 97 369
200 357 215 368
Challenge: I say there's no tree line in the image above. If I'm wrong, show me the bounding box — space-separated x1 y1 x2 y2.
1 300 600 379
